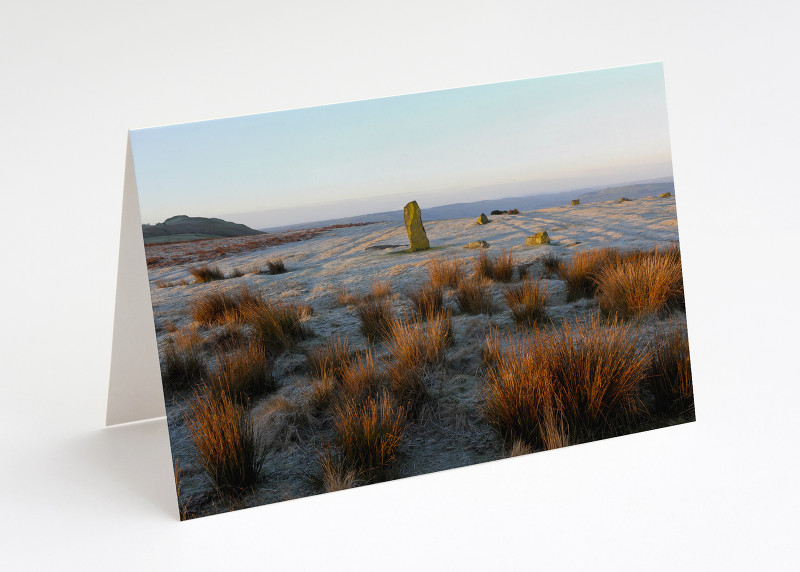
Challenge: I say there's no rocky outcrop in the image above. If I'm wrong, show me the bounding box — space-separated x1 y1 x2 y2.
403 201 430 251
463 240 490 249
525 232 550 246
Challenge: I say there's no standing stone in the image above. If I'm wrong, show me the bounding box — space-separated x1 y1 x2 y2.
403 201 430 251
570 199 580 205
525 231 550 246
477 213 490 224
659 192 672 198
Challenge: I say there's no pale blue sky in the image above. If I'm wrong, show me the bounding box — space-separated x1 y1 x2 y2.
131 62 673 229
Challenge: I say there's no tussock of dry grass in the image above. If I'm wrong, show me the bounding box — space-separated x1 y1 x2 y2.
255 396 314 450
188 265 226 283
228 268 245 279
239 297 313 353
475 250 493 280
482 317 647 448
483 327 503 367
541 252 561 277
475 249 514 282
190 285 262 325
595 246 684 318
648 328 694 416
209 323 247 351
428 256 463 288
206 342 275 402
307 336 352 380
185 390 265 497
307 377 336 413
367 280 392 300
334 390 406 475
503 280 548 327
266 258 286 275
539 401 569 450
318 449 358 492
356 298 395 341
558 247 621 301
408 283 444 318
455 276 493 315
335 289 358 306
385 312 452 408
508 439 532 457
493 249 515 281
161 326 207 393
340 349 384 399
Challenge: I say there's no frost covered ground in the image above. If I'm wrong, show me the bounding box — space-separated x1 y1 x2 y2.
148 195 688 517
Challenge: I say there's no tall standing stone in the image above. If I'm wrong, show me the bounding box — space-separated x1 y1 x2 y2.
403 201 430 251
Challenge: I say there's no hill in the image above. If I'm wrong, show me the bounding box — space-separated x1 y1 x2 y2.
142 215 263 244
258 180 674 232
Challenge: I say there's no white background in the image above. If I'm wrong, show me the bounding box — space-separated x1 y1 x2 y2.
2 1 798 570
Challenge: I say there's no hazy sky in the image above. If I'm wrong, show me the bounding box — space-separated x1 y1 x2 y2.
131 62 673 229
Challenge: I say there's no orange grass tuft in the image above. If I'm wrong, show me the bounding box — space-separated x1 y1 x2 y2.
185 391 265 497
455 276 493 315
428 256 463 288
340 349 384 399
333 390 407 475
366 280 392 300
407 282 445 318
648 328 694 416
265 258 286 275
475 249 514 282
356 298 395 341
384 312 452 408
503 280 548 327
595 246 684 318
557 247 621 301
188 265 225 283
238 297 312 353
190 284 262 325
307 336 353 380
205 342 275 402
161 326 207 393
481 317 647 447
318 449 358 492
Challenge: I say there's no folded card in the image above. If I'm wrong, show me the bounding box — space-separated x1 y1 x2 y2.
108 62 694 520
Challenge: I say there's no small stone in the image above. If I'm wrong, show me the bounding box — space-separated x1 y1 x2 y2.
477 213 490 224
463 240 490 249
525 232 550 246
571 199 580 205
403 201 430 251
659 192 672 198
618 197 632 203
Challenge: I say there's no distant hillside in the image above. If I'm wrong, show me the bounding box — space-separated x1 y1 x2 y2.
259 180 675 232
142 215 263 244
577 182 674 203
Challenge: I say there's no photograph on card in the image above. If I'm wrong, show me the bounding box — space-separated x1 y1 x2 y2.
131 62 694 519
